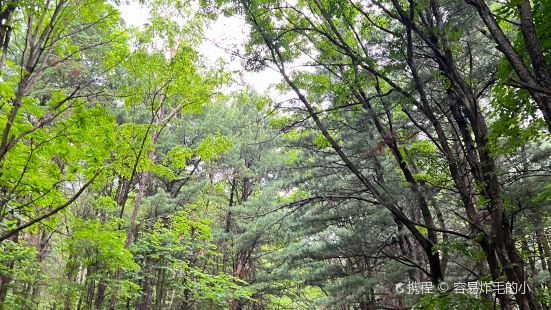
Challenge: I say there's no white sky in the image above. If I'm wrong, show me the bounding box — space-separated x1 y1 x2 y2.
118 3 282 94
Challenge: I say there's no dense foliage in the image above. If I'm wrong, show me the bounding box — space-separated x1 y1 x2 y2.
0 0 549 309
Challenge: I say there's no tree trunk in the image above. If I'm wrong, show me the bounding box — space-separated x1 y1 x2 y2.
0 232 18 308
95 280 106 309
536 229 551 279
64 255 79 310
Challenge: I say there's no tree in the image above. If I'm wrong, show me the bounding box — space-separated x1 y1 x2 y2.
1 0 549 309
0 0 124 305
213 0 551 308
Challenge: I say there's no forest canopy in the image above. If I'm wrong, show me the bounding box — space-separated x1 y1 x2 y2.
0 0 549 309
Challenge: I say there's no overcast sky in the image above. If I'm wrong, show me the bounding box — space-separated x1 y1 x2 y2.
118 3 281 94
